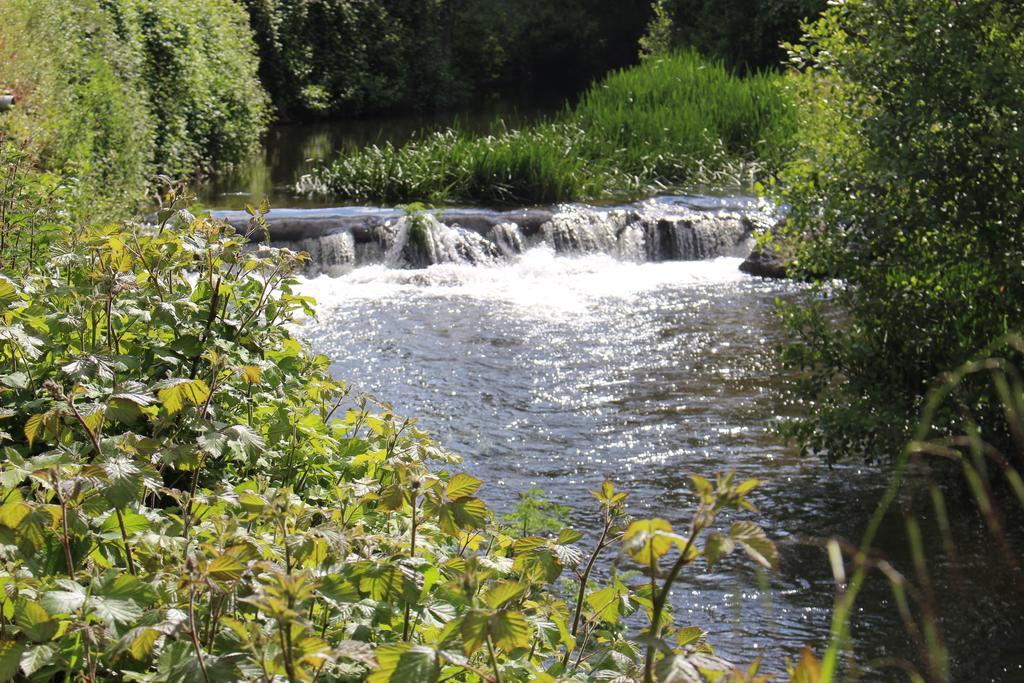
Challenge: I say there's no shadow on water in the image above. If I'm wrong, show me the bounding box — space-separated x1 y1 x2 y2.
197 102 559 210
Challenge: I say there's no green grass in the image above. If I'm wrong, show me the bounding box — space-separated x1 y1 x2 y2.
298 51 797 205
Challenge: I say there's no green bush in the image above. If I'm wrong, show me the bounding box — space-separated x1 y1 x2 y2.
772 0 1024 460
300 51 797 205
0 0 267 213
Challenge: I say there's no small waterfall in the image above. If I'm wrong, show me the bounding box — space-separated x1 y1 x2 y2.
279 231 356 276
541 206 627 255
386 214 502 269
216 195 775 275
489 222 526 257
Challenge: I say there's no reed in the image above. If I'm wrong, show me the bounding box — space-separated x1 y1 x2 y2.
299 51 796 205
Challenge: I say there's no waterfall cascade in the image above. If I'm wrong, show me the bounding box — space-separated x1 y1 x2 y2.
215 196 775 276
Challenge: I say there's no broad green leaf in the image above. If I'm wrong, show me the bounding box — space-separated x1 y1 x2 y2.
459 609 490 656
729 521 778 570
703 533 735 570
208 553 246 583
623 519 677 565
483 581 525 609
41 581 86 615
368 644 439 683
676 626 706 648
118 626 160 661
89 596 143 628
459 609 530 656
95 458 144 507
24 414 46 448
155 378 210 415
14 601 57 642
0 640 26 682
19 643 54 676
445 473 482 500
490 610 531 652
585 585 621 625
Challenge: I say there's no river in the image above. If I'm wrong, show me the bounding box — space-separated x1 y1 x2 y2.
203 122 1024 680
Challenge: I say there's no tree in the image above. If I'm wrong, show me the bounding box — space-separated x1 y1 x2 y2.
774 0 1024 461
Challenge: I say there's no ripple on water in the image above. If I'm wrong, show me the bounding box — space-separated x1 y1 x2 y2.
298 250 1024 679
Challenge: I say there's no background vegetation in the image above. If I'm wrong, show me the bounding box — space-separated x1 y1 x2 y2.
643 0 827 71
240 0 652 121
298 51 797 205
0 0 267 215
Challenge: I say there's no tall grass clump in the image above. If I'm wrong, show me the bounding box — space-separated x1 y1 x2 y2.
300 51 797 205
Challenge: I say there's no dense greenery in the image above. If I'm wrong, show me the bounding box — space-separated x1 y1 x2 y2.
241 0 651 121
298 51 796 205
0 0 267 213
772 0 1024 460
642 0 827 71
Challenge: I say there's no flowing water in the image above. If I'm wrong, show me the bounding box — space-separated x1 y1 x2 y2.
201 120 1024 678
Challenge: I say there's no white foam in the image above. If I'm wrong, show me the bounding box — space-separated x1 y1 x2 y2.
299 247 745 319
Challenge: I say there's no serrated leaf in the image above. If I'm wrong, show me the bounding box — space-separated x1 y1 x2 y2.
118 626 160 661
445 473 482 500
89 595 142 628
729 521 778 570
19 643 54 676
24 414 45 448
208 554 246 583
482 581 524 609
368 643 439 683
95 458 144 508
14 601 57 642
489 610 531 652
586 585 621 625
704 533 735 570
156 378 210 414
41 581 86 615
623 519 677 565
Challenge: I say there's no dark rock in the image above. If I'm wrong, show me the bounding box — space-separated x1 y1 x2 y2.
739 246 788 279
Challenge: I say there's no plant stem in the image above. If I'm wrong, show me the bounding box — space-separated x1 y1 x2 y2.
53 477 75 579
403 492 418 642
644 528 699 683
115 508 136 575
188 580 213 683
485 635 502 683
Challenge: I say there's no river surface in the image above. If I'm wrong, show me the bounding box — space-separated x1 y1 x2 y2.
202 121 1024 679
295 252 1023 679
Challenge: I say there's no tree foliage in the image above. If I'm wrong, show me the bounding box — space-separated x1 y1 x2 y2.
773 0 1024 460
643 0 827 71
240 0 652 120
0 0 268 212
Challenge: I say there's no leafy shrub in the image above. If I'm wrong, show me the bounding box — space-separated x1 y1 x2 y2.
300 51 797 205
0 0 267 213
772 0 1024 460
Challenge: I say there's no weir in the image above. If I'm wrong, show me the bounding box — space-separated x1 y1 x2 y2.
214 195 774 275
